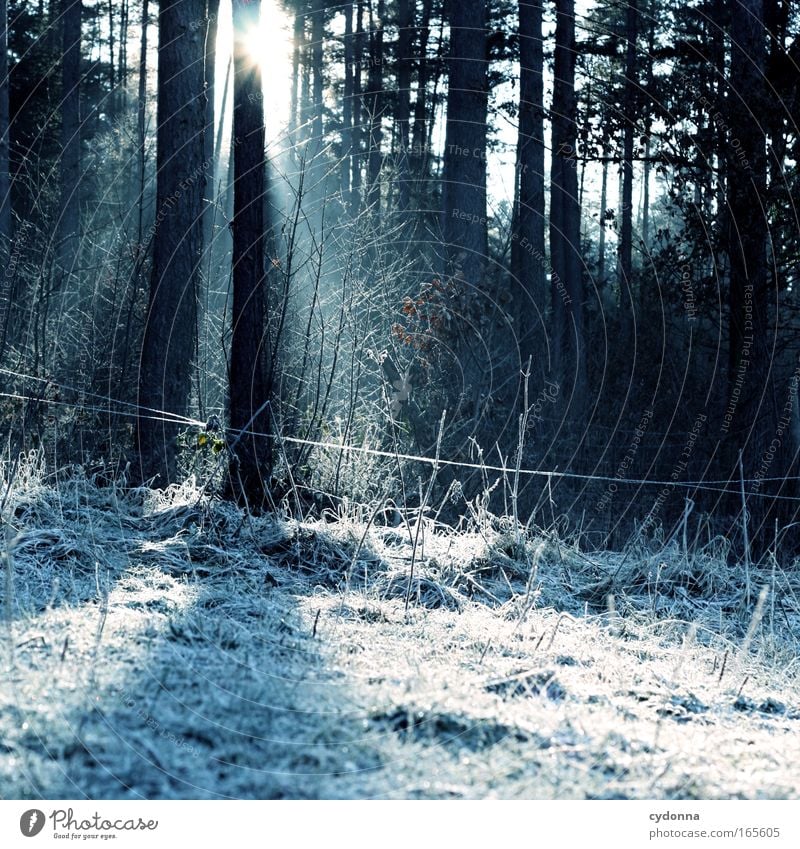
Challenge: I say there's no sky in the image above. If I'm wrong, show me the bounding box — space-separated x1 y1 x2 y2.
209 0 624 244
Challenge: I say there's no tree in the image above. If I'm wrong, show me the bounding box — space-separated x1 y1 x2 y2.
725 0 784 547
57 0 82 290
135 0 150 249
549 0 586 414
137 0 207 485
410 0 435 185
226 0 273 509
0 0 10 261
311 0 324 154
341 1 355 199
618 0 638 334
349 0 366 207
441 0 488 275
511 0 545 372
365 0 385 209
394 0 412 212
203 0 221 248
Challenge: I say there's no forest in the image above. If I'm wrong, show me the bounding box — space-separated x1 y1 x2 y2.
0 0 799 803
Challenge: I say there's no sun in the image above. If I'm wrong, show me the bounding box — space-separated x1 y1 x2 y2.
242 2 292 76
216 0 293 137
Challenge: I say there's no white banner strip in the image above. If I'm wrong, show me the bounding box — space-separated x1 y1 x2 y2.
0 800 797 848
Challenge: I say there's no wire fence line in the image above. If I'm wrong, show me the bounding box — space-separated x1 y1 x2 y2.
3 369 800 503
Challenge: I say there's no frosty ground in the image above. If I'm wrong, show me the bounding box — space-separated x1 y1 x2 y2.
1 464 799 799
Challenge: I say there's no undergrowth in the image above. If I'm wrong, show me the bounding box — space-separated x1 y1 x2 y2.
1 455 799 799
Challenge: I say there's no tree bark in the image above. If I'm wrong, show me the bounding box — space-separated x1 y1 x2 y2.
290 7 303 141
511 0 545 372
598 151 607 287
311 0 324 154
58 0 82 288
108 0 115 90
341 1 354 199
120 0 129 84
618 0 637 329
0 0 11 261
365 0 385 209
725 0 779 547
226 0 272 509
441 0 488 276
394 0 412 212
410 0 434 180
350 0 365 208
549 0 586 414
137 0 207 485
136 0 149 249
203 0 220 223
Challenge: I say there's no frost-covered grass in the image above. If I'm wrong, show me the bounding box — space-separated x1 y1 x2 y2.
1 458 799 799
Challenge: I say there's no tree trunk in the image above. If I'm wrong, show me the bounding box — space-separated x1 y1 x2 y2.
137 0 207 485
290 8 302 141
598 151 607 287
365 0 385 209
725 0 777 549
350 0 365 208
226 0 272 509
58 0 82 289
203 0 220 213
311 0 324 154
199 0 220 414
549 0 586 414
441 0 488 276
641 136 650 249
510 0 545 372
120 0 129 84
394 0 412 212
108 0 116 91
300 11 311 143
410 0 434 180
0 0 11 262
341 2 354 199
136 0 149 249
618 0 637 328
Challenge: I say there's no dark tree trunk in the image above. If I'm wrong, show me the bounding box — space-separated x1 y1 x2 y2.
120 0 129 84
199 0 220 414
598 151 608 286
350 0 365 208
394 0 412 211
365 0 385 209
725 0 779 548
137 0 207 485
58 0 82 287
618 0 638 333
202 0 219 250
0 0 11 261
410 0 434 179
549 0 586 412
227 0 272 509
0 0 11 365
510 0 545 371
441 0 488 275
311 0 324 153
108 0 115 90
341 1 354 199
300 9 311 143
136 0 149 249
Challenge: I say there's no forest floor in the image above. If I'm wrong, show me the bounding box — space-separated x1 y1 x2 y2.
1 465 800 800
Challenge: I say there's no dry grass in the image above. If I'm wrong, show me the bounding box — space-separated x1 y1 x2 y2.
1 459 799 799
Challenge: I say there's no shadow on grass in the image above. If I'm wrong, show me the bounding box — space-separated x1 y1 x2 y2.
0 480 402 799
